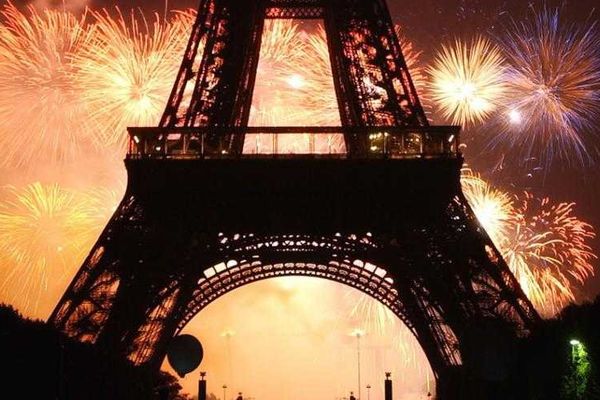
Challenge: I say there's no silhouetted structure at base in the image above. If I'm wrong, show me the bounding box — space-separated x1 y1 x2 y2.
385 373 393 400
49 1 539 399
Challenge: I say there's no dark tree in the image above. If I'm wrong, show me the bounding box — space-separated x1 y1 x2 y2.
516 296 600 400
155 371 193 400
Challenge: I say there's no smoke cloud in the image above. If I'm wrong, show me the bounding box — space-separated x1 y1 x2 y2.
30 0 90 12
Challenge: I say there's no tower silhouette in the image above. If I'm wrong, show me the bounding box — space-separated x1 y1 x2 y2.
50 1 539 398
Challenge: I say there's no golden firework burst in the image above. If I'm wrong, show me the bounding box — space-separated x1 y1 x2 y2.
74 8 195 149
0 183 100 317
429 37 505 126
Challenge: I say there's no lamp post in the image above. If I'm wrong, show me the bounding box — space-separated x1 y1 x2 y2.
222 330 236 388
222 384 228 400
366 385 371 400
351 329 365 400
426 368 432 397
570 339 582 364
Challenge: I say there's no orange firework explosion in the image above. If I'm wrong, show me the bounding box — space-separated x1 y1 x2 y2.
348 293 428 366
349 293 396 337
0 2 97 168
462 170 596 317
74 8 195 149
0 183 102 318
249 21 338 126
503 193 596 317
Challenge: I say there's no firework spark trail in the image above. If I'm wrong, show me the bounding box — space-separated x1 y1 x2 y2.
496 8 600 165
74 8 195 149
82 179 126 224
461 170 596 317
349 294 397 337
429 37 505 126
298 25 341 125
348 293 426 367
395 25 427 99
0 2 97 168
0 182 101 317
461 168 513 246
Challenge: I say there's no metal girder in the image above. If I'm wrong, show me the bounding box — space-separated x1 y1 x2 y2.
158 0 430 156
49 173 538 370
265 7 324 19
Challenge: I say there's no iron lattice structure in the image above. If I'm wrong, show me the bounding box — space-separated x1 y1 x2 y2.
50 1 539 398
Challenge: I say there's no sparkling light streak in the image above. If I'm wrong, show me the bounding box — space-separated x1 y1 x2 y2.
246 21 344 154
461 168 513 246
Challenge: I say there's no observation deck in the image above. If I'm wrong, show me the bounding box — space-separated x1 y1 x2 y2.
124 126 463 234
127 126 460 160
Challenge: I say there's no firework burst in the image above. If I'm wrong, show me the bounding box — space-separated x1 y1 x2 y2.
429 37 505 126
461 168 513 247
503 193 596 317
497 8 600 164
74 8 194 149
462 169 596 317
0 182 101 317
0 2 96 168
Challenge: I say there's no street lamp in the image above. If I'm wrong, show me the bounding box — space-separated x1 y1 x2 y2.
351 328 365 400
222 330 236 388
222 384 228 400
570 339 582 364
366 385 371 400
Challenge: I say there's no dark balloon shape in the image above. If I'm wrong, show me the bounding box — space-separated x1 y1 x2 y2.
167 334 203 377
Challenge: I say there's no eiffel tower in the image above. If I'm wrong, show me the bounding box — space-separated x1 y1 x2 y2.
50 1 539 398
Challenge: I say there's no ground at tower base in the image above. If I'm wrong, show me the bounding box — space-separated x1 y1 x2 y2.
1 297 599 399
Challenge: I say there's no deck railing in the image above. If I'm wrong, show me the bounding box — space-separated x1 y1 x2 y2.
127 126 461 159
